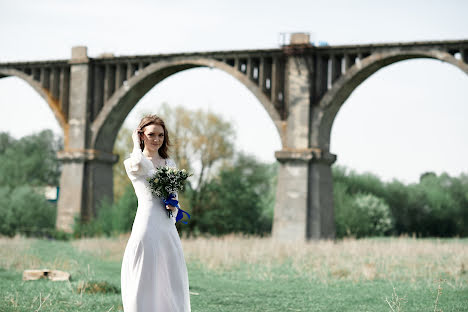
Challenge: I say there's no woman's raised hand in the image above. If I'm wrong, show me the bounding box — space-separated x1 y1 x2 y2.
132 128 142 149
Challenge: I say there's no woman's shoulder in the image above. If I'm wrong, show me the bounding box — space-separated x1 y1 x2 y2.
123 153 139 166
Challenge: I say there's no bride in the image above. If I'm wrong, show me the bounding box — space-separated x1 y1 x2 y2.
120 114 191 312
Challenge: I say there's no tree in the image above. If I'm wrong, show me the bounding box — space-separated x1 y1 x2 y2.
190 151 277 236
156 103 236 234
0 130 62 237
113 104 235 197
190 108 235 195
111 104 236 234
113 126 133 200
157 104 195 176
420 171 436 183
0 132 14 154
333 164 468 238
0 129 62 188
157 102 235 192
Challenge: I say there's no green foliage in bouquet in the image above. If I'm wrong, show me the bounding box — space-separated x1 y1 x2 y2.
147 166 193 199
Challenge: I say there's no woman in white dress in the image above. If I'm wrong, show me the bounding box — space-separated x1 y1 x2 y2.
120 115 191 312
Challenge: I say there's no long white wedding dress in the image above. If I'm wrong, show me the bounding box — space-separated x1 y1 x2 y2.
121 146 191 312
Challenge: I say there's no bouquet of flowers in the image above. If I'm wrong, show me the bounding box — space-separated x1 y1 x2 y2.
147 166 192 223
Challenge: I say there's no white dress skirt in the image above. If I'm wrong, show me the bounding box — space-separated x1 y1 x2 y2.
120 146 191 312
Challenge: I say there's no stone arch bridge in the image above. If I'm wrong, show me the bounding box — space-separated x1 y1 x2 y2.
1 39 467 240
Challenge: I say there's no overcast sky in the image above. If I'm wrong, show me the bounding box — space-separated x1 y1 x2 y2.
0 0 467 184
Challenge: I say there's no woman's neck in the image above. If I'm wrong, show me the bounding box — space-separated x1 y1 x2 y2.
143 148 163 159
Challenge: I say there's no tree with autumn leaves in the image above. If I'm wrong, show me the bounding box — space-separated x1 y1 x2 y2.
111 103 276 237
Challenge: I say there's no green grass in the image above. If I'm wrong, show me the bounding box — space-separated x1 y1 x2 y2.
0 236 467 311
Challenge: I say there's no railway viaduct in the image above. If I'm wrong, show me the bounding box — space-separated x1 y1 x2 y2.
1 36 467 240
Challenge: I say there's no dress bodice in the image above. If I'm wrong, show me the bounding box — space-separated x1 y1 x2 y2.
123 146 179 222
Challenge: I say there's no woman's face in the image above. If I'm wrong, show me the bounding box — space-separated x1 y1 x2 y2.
141 124 164 152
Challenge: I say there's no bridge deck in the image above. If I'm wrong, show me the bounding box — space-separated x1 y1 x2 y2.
1 39 467 66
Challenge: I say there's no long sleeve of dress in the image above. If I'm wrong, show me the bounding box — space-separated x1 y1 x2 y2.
123 145 149 181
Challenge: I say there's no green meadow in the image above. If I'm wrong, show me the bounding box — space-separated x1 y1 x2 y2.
1 234 467 312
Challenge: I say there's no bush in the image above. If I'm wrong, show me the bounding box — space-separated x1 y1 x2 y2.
333 181 355 238
0 185 56 237
0 187 16 237
185 152 276 237
352 193 393 237
73 184 137 237
335 187 393 238
333 166 468 237
0 130 62 238
333 165 387 200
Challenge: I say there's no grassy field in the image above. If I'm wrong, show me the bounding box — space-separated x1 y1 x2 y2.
1 233 467 311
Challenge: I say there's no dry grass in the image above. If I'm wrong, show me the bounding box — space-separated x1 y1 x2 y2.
69 233 468 285
1 233 466 311
0 235 79 272
0 235 61 272
3 233 466 285
0 235 30 270
71 234 130 263
181 233 468 284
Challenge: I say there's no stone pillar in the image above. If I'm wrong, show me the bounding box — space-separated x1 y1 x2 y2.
55 156 86 231
308 152 337 239
462 49 468 64
272 54 312 241
331 55 342 83
56 47 118 232
272 150 312 241
272 149 337 241
56 46 91 232
272 52 337 241
85 153 119 219
57 150 118 225
55 47 119 232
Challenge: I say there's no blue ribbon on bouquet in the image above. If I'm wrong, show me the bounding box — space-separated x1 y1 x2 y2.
164 193 191 224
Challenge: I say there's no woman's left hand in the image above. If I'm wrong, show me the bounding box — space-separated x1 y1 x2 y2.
166 204 177 212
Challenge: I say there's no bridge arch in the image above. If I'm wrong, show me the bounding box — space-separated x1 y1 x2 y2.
0 68 67 134
91 58 283 152
312 50 468 151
